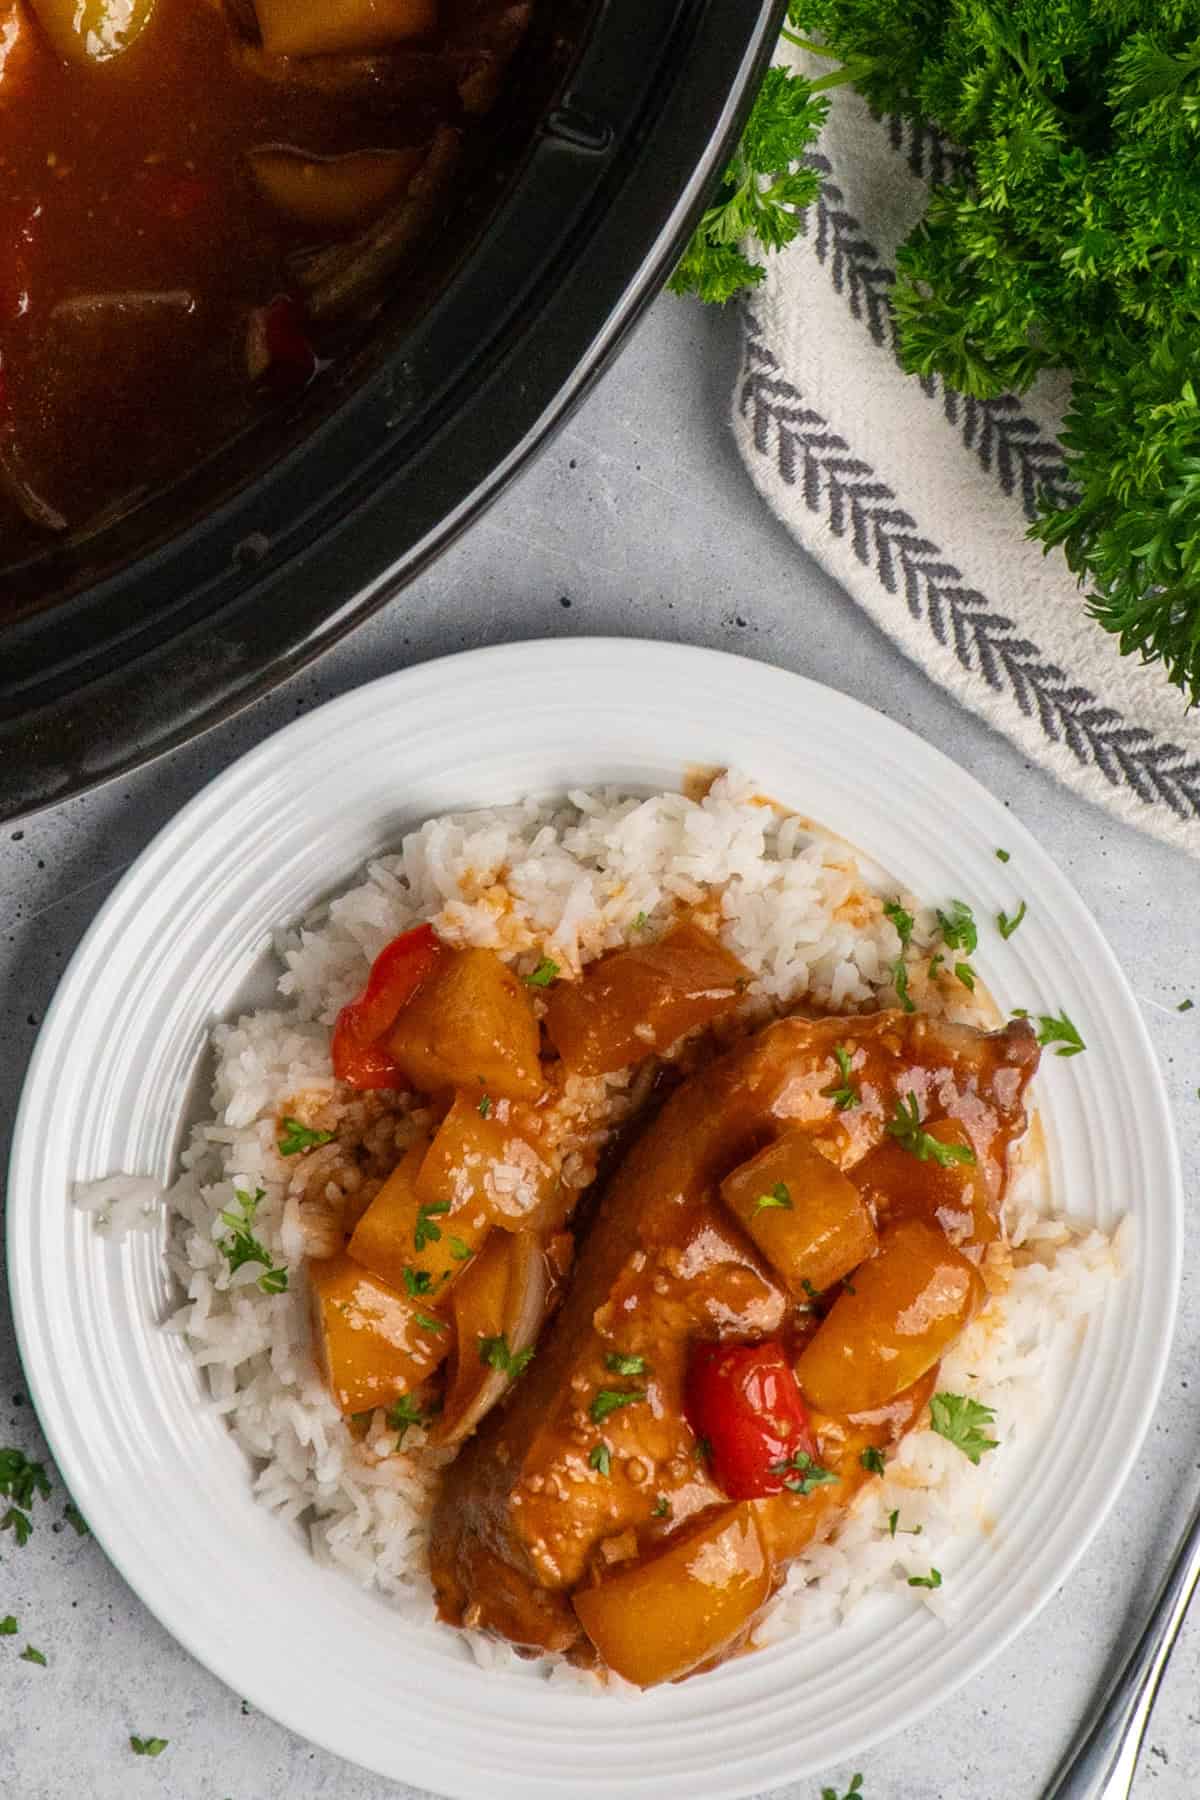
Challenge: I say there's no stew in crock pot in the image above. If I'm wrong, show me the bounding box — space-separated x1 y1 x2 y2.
0 0 530 568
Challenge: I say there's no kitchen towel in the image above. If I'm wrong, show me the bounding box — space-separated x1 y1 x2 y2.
732 43 1200 858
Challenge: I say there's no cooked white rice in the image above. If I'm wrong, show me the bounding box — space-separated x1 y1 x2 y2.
78 772 1120 1684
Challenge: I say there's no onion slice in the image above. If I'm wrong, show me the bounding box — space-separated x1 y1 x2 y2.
432 1229 546 1448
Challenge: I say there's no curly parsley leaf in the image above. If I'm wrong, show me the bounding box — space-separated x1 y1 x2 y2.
997 902 1027 940
929 1392 999 1466
385 1395 429 1444
479 1335 534 1382
823 1044 860 1111
0 1449 50 1512
859 1447 886 1476
604 1352 648 1377
937 900 978 956
524 958 559 988
590 1388 646 1425
669 65 829 302
1034 1009 1086 1057
883 899 914 948
588 1444 611 1477
414 1200 450 1251
20 1644 47 1667
217 1188 288 1295
277 1117 334 1156
821 1776 865 1800
129 1736 168 1756
907 1568 942 1590
886 1094 976 1167
1 1508 31 1547
63 1502 89 1537
769 1448 839 1496
752 1181 793 1217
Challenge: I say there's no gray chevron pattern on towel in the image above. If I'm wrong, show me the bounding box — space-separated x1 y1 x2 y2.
732 42 1200 856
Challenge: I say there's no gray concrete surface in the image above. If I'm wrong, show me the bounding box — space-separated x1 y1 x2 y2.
1 296 1197 1800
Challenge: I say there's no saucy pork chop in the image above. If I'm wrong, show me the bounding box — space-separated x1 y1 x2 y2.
429 1010 1039 1679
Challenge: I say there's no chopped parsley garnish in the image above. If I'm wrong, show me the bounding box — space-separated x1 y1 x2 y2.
693 1435 713 1463
769 1449 839 1496
822 1776 864 1800
841 1275 857 1295
385 1395 428 1444
277 1117 334 1156
1 1508 31 1547
995 849 1010 864
129 1736 168 1757
590 1388 645 1424
883 903 918 1013
928 951 944 977
414 1200 450 1251
859 1447 885 1476
403 1267 433 1298
0 1448 51 1511
929 1393 999 1466
524 958 559 988
937 899 978 955
448 1236 474 1262
823 1045 860 1111
653 1495 671 1518
0 1615 17 1635
1178 998 1194 1014
888 1511 922 1537
907 1569 942 1590
752 1181 792 1217
802 1278 821 1302
20 1645 47 1667
588 1444 611 1476
883 899 914 948
633 911 649 931
886 1095 976 1167
996 902 1027 940
479 1335 533 1380
1033 1010 1087 1058
63 1503 89 1537
415 1312 446 1334
604 1352 648 1377
954 962 976 992
477 1094 492 1118
217 1188 289 1295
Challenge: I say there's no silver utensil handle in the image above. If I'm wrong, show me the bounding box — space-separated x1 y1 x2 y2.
1043 1493 1200 1800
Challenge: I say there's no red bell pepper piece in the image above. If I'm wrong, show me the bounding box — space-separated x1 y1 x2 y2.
331 922 443 1090
684 1340 819 1500
247 294 317 396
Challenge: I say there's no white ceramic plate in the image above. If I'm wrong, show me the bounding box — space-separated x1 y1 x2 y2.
8 640 1181 1798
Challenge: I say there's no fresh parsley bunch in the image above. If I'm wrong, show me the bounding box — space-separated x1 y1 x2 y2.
676 1 1200 703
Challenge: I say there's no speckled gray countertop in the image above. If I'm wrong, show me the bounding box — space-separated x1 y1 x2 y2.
1 298 1197 1800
